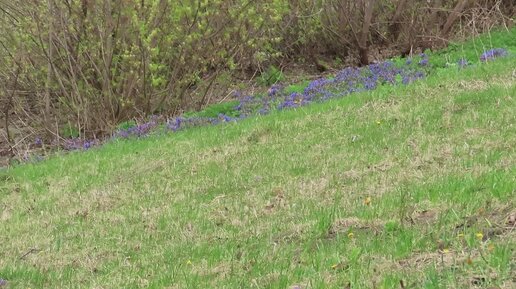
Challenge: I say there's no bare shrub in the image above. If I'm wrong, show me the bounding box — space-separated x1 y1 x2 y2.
0 0 513 152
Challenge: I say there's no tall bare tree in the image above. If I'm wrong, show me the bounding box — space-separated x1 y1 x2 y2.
358 0 375 65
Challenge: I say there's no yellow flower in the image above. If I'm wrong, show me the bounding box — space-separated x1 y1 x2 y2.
442 248 449 254
457 233 464 238
186 260 192 265
348 232 354 239
475 232 484 241
331 264 338 270
376 120 382 125
364 197 372 206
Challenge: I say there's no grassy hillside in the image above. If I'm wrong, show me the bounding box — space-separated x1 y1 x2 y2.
1 30 515 288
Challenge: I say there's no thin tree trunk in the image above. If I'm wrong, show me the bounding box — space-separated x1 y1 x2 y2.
4 65 20 144
140 0 150 114
428 0 443 33
388 0 409 42
102 0 115 121
441 0 470 37
417 0 444 50
359 0 375 65
45 0 55 134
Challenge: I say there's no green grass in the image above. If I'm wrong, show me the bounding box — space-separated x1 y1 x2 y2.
183 100 241 118
1 30 515 288
284 81 311 94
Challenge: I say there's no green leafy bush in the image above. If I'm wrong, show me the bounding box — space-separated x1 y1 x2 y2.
116 120 137 131
60 124 80 139
257 66 284 86
184 101 241 118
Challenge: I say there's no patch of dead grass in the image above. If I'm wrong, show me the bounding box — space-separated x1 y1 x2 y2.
329 217 386 237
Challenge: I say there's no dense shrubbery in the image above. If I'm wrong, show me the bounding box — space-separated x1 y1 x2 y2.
0 0 513 154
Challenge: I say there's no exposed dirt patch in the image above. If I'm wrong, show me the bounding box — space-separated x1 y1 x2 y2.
329 217 386 238
454 203 516 240
272 223 309 245
397 250 474 270
410 209 439 226
395 248 515 289
263 187 288 214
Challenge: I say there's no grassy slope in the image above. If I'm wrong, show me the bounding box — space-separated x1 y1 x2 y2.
1 31 515 288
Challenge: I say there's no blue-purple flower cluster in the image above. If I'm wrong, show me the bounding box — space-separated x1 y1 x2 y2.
116 118 159 138
166 113 241 132
419 54 429 66
480 48 508 62
234 87 279 116
458 58 470 69
236 59 427 112
455 47 508 69
63 138 99 151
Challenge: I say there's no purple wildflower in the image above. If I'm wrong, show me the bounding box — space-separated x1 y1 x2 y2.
278 92 303 110
118 130 129 138
418 58 429 66
458 58 469 68
234 95 255 114
268 84 281 96
115 119 158 138
364 77 377 90
62 138 97 151
218 114 234 122
402 75 410 85
258 108 269 115
480 48 508 62
167 117 183 132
